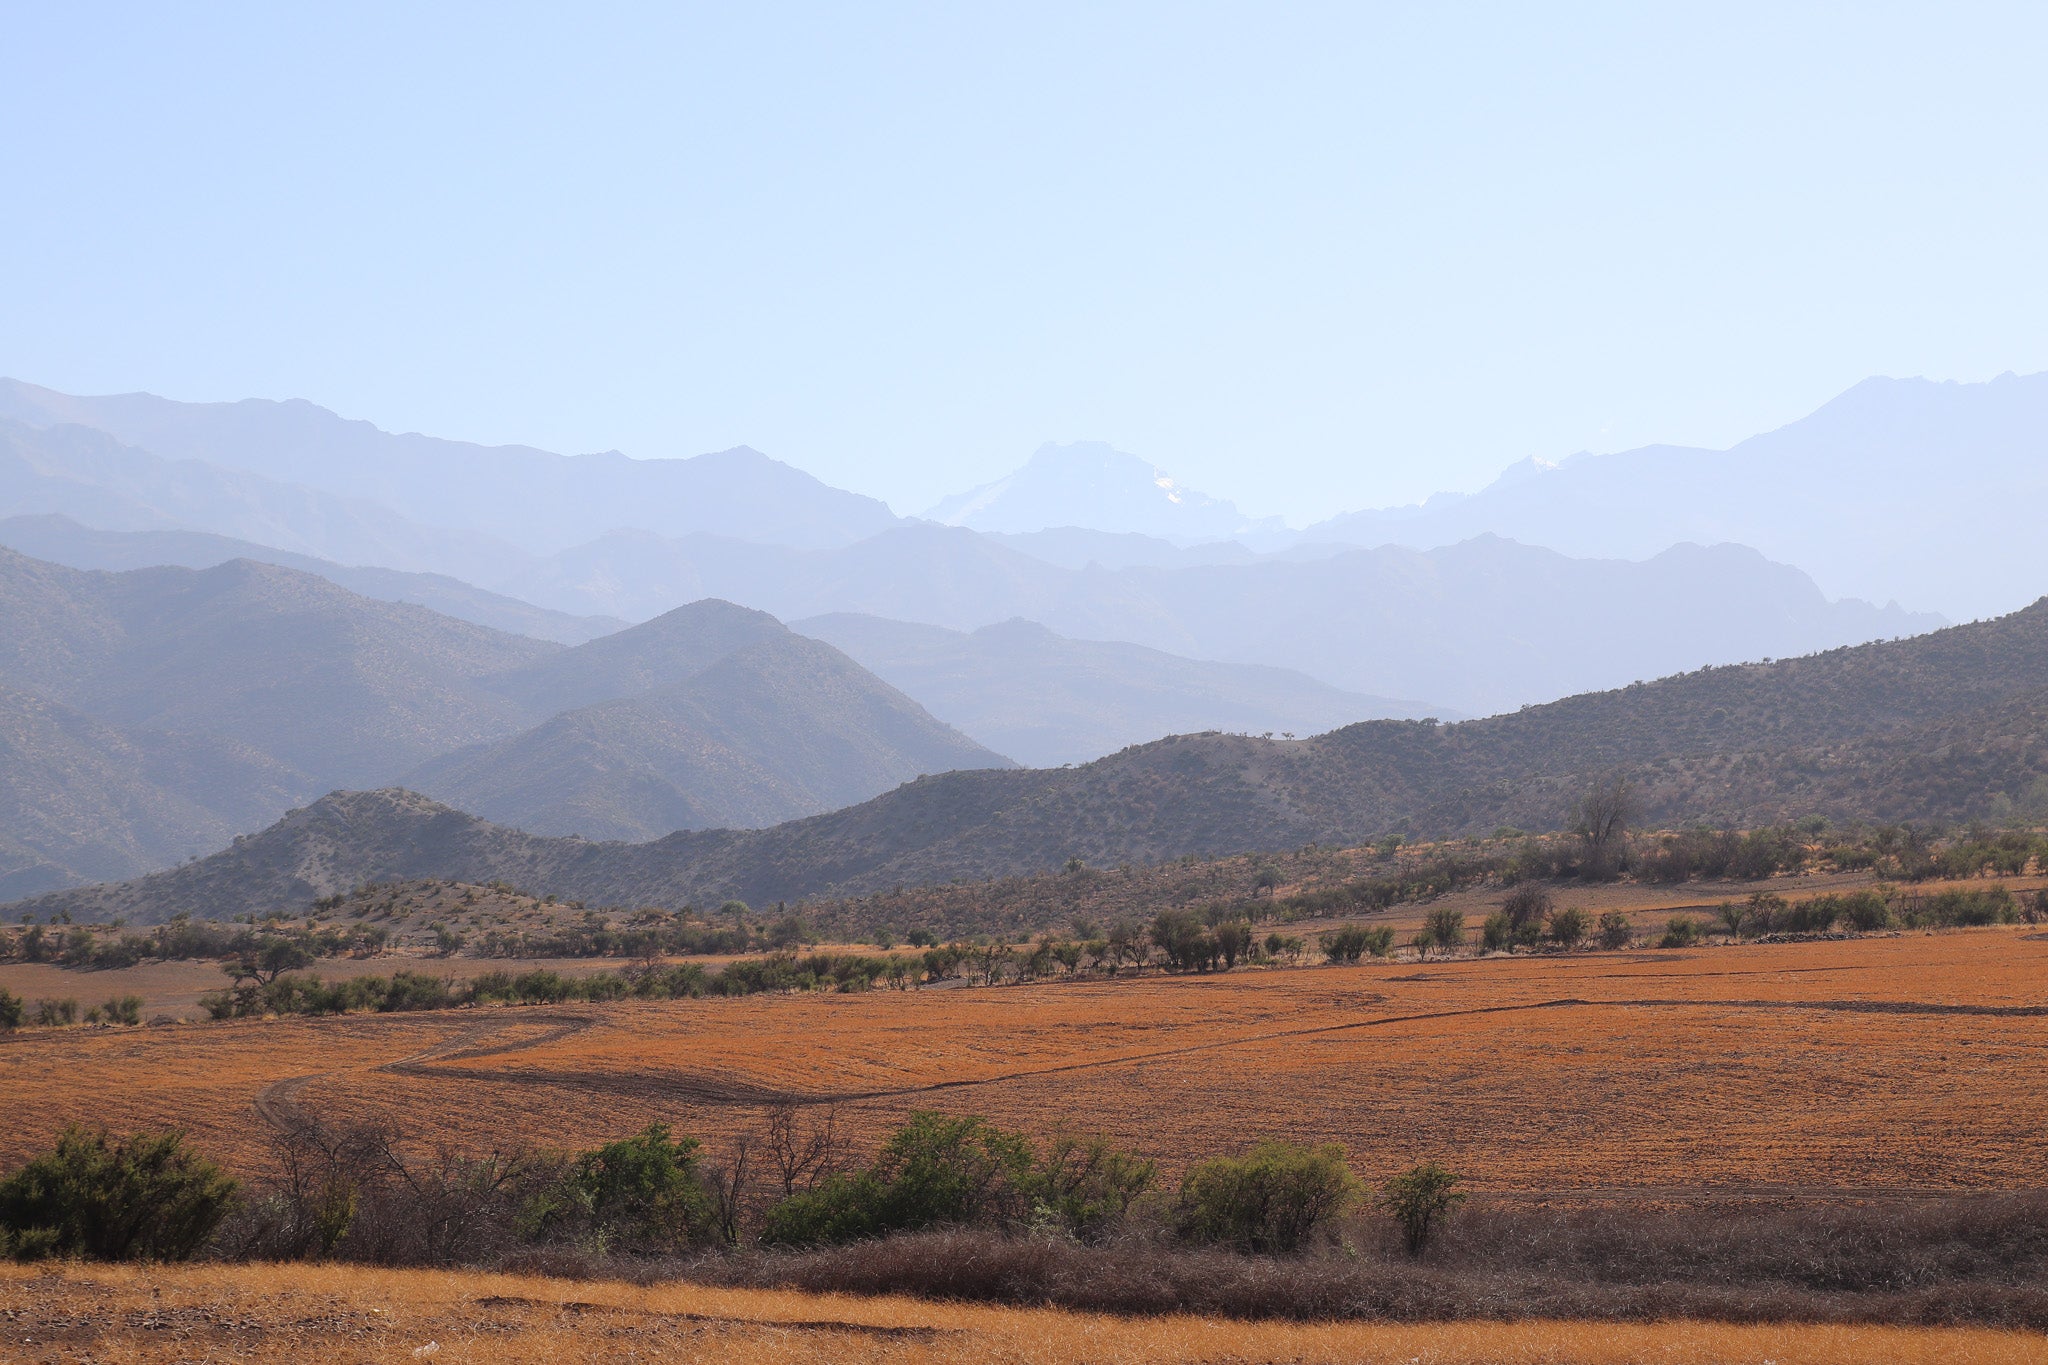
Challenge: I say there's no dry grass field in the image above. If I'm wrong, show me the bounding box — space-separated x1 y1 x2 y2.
5 927 2045 1199
2 1260 2042 1365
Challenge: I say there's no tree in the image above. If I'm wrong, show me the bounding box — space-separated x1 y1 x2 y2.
1596 910 1633 950
0 1126 236 1261
0 987 21 1032
764 1103 848 1198
229 937 311 987
1572 776 1637 877
1377 1161 1466 1256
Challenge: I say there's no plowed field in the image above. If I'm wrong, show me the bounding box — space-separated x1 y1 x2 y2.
5 928 2045 1197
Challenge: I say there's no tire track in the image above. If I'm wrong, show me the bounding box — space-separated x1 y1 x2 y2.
250 1011 600 1130
382 994 2048 1110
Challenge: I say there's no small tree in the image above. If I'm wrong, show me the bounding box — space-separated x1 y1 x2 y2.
0 987 21 1032
1596 910 1633 950
1175 1140 1359 1254
1377 1161 1466 1256
0 1126 236 1261
1500 884 1551 943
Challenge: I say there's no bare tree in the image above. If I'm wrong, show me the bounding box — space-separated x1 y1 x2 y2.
706 1132 755 1247
764 1102 849 1198
1572 776 1637 875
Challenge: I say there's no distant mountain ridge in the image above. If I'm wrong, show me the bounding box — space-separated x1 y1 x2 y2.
796 612 1447 767
493 527 1940 717
1307 371 2048 619
0 379 906 553
21 594 2048 925
0 513 624 645
0 548 1008 890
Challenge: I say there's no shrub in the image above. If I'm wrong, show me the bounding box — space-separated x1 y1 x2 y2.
1837 888 1895 932
1546 906 1590 947
565 1123 717 1252
1596 911 1633 950
96 995 143 1026
1174 1140 1359 1254
1658 916 1702 949
1377 1160 1466 1256
1320 924 1392 964
1772 897 1839 935
1500 884 1550 944
0 1126 236 1261
762 1111 1040 1248
1480 910 1512 952
1422 907 1466 955
1027 1131 1157 1240
760 1170 891 1247
0 987 20 1031
33 998 77 1027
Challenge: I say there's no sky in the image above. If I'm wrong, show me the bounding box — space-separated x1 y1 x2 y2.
4 2 2046 523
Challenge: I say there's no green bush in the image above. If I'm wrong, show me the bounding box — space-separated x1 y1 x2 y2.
1836 889 1895 932
566 1123 717 1252
1480 911 1513 952
1026 1132 1157 1239
760 1170 891 1246
94 995 143 1026
1658 916 1702 949
1319 924 1393 964
0 1126 236 1261
0 987 21 1031
1422 907 1466 954
1596 911 1633 950
761 1113 1149 1248
1377 1160 1466 1256
1174 1140 1360 1254
1546 906 1590 947
33 998 77 1027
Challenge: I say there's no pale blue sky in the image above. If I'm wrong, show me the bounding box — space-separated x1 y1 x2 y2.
4 2 2045 521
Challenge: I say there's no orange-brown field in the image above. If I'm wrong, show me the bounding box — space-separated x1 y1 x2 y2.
2 1261 2042 1365
5 927 2046 1198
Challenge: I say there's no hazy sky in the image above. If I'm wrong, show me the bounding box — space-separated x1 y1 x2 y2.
5 2 2046 521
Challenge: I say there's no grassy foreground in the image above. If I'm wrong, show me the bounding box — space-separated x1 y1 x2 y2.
2 1262 2044 1365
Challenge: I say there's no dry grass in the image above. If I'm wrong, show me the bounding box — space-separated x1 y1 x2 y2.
5 928 2047 1197
2 1260 2042 1364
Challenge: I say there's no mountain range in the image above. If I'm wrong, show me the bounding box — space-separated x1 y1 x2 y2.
795 612 1444 768
0 547 1005 894
17 592 2046 925
1309 372 2048 620
0 379 1959 719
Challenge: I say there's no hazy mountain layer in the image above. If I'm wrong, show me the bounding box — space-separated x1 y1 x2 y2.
23 595 2046 925
412 633 1012 841
795 612 1446 767
0 513 624 645
0 417 531 584
1309 371 2048 620
0 379 905 553
502 528 1940 717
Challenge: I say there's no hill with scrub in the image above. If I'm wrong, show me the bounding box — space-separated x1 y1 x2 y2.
14 595 2048 924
